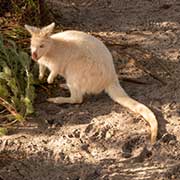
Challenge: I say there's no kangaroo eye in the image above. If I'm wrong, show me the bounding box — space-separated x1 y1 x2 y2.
40 44 44 48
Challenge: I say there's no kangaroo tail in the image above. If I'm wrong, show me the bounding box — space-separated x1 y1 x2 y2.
105 81 158 144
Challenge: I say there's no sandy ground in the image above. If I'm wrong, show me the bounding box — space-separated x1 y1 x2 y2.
1 0 180 179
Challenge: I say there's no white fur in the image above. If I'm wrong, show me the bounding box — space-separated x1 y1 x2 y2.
25 23 158 144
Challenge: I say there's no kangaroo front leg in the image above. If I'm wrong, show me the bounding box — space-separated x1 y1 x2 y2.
39 64 46 80
47 86 83 104
47 71 58 84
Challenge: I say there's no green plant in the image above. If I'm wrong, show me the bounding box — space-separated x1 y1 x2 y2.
0 34 35 133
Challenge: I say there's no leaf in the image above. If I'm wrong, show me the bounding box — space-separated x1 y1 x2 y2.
0 127 8 136
0 83 9 98
23 96 34 115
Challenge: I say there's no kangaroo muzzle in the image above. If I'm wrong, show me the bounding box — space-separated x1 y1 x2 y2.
31 52 38 61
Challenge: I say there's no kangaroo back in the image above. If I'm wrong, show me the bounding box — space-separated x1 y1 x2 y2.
105 80 158 144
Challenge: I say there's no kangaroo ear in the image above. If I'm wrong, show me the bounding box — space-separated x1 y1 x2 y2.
41 22 55 37
25 24 40 35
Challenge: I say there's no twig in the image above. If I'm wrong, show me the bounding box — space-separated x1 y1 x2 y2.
39 84 51 96
0 97 24 121
0 119 18 127
124 53 167 85
0 109 7 114
121 77 150 85
133 46 172 77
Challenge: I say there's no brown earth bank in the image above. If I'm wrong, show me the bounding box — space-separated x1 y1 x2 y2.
1 0 180 179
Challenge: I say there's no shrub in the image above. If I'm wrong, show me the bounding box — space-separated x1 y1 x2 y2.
0 34 35 134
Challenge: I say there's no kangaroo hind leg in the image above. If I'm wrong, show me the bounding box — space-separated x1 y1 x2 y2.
47 85 83 104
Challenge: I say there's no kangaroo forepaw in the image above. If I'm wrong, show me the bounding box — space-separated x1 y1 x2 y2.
39 74 44 80
47 77 54 84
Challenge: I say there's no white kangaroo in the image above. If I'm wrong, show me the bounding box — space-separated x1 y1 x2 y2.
25 22 158 144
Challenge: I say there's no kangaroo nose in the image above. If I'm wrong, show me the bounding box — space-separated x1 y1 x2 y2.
31 52 38 61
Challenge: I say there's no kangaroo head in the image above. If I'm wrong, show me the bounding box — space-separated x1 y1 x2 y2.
25 22 55 61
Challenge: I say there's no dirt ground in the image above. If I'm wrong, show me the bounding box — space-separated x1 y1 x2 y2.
1 0 180 179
